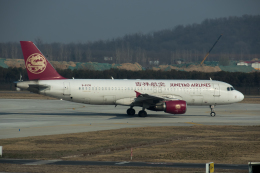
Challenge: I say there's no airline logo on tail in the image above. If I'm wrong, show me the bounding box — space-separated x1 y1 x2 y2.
26 53 47 74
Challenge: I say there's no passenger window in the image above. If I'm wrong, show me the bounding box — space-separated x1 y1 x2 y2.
89 87 91 90
82 87 84 90
79 87 81 90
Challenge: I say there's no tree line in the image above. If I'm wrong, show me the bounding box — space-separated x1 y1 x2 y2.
1 67 259 89
0 15 259 66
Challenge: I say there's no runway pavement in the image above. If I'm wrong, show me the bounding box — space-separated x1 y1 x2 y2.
0 99 259 139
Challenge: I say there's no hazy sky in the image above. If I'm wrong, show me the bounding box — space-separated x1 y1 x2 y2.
0 0 260 43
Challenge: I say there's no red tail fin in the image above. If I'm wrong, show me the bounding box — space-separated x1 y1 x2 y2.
20 41 65 80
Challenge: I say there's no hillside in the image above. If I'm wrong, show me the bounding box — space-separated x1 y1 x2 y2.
0 15 259 66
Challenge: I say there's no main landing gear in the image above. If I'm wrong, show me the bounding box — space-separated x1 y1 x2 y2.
127 107 135 116
126 107 147 117
138 110 147 117
210 105 216 117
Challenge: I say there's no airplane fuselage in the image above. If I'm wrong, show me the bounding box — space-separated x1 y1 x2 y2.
18 79 243 106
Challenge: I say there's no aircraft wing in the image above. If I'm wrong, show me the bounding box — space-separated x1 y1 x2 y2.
133 91 180 105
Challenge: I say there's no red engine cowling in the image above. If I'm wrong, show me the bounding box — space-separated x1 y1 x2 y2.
164 100 187 114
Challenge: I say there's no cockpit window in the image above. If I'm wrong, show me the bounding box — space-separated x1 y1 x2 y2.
227 87 235 91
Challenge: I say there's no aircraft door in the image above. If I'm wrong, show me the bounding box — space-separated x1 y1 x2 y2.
153 87 157 93
213 84 220 104
158 87 162 93
63 82 71 96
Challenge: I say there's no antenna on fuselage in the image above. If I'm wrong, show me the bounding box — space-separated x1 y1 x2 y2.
111 76 114 80
210 77 212 81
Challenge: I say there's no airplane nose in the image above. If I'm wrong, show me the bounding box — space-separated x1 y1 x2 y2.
239 92 244 101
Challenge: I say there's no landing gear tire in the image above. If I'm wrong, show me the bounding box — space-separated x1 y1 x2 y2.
127 108 135 116
138 110 147 117
210 112 216 117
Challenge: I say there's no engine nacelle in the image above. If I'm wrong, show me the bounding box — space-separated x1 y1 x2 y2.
164 100 186 114
148 100 187 114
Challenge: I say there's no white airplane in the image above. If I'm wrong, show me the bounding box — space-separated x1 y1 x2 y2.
16 41 244 117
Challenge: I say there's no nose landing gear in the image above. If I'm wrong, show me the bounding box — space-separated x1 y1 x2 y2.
210 105 216 117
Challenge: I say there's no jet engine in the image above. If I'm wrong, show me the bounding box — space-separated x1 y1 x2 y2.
148 100 187 114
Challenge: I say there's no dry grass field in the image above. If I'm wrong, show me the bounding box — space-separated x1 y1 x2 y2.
1 126 258 173
0 164 248 173
1 126 259 164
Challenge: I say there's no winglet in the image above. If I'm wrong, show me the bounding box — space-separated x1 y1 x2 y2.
135 91 141 97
